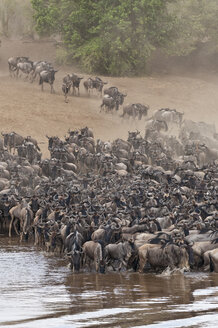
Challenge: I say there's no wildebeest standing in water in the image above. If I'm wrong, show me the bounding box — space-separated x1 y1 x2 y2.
39 69 58 93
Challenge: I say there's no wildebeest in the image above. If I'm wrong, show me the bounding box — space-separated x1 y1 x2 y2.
9 200 33 239
8 56 29 77
16 60 34 80
82 240 103 272
121 103 149 120
100 92 126 112
84 77 107 96
204 249 218 272
138 243 190 273
19 206 34 242
153 108 184 126
62 82 71 103
39 69 58 93
1 132 24 153
104 241 134 271
31 61 53 82
104 86 119 98
63 74 83 96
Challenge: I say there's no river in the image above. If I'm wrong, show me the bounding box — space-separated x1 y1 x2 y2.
0 237 218 328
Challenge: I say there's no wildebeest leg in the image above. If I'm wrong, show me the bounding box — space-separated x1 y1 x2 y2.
20 231 24 243
51 83 55 94
119 259 127 271
41 83 44 92
34 226 39 246
203 252 211 271
13 218 20 235
9 214 15 237
100 104 104 113
139 249 148 273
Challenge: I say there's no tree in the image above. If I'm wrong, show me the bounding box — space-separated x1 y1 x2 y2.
31 0 218 75
0 0 35 38
0 0 15 37
31 0 176 75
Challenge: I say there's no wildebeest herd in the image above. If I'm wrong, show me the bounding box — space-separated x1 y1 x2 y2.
2 56 218 274
0 108 218 274
7 56 149 117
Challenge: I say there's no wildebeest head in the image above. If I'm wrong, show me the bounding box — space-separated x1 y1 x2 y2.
69 248 82 272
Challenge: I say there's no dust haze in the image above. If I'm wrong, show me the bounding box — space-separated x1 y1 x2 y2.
0 39 218 156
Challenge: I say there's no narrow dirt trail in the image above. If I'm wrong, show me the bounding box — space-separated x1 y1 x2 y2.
0 39 217 156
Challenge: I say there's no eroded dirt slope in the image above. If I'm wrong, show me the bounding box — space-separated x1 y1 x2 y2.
0 39 217 156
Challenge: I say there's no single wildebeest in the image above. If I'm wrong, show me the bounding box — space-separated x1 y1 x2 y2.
104 86 119 98
104 241 134 271
138 243 190 273
62 82 71 103
83 78 94 95
121 103 149 120
39 69 58 93
16 60 34 80
100 95 117 112
82 240 103 272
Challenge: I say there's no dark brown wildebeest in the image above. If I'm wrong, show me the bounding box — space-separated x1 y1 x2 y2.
62 82 71 103
84 77 107 96
121 103 149 120
63 73 83 96
39 69 58 93
104 241 134 270
1 132 24 153
100 92 126 112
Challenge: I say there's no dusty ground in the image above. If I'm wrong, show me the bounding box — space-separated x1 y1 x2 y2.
0 39 218 156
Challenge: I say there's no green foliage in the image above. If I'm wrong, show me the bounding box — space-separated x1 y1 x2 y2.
31 0 176 75
55 46 70 65
30 0 218 75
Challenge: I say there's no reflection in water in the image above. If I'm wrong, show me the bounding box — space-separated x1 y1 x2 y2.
0 237 218 328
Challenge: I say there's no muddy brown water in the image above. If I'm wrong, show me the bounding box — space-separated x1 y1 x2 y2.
0 237 218 328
